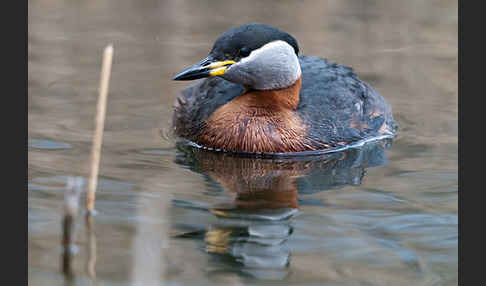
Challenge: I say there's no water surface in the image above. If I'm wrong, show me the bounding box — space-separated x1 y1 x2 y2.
28 0 457 285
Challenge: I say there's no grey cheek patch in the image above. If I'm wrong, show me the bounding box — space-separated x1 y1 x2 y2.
221 40 302 90
222 66 253 87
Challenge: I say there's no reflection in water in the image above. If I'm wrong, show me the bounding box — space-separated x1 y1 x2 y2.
173 138 392 280
61 177 83 278
59 176 99 285
85 214 98 285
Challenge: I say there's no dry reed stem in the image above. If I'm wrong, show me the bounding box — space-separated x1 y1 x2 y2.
86 45 114 212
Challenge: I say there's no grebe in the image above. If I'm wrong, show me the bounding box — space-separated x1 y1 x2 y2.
172 23 397 153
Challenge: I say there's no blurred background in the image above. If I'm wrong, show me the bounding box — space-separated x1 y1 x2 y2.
28 0 457 285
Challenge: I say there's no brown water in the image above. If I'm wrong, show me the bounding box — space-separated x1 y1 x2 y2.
28 0 458 285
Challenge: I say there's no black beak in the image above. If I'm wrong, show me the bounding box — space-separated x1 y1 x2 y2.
173 56 213 81
173 56 235 81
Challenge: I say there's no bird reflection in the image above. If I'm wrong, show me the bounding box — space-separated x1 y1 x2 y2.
173 138 393 280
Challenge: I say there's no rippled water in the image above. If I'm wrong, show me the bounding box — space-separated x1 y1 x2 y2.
28 0 457 285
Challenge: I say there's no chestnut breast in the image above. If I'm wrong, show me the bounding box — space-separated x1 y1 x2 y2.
196 76 316 153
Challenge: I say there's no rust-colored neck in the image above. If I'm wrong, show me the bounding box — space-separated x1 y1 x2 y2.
241 75 302 111
198 75 311 153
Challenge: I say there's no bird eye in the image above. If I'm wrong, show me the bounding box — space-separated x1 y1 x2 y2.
239 47 250 57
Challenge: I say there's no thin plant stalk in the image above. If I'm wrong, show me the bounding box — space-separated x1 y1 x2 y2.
86 45 114 212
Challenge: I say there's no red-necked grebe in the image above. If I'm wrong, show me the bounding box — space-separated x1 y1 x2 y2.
172 23 397 153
